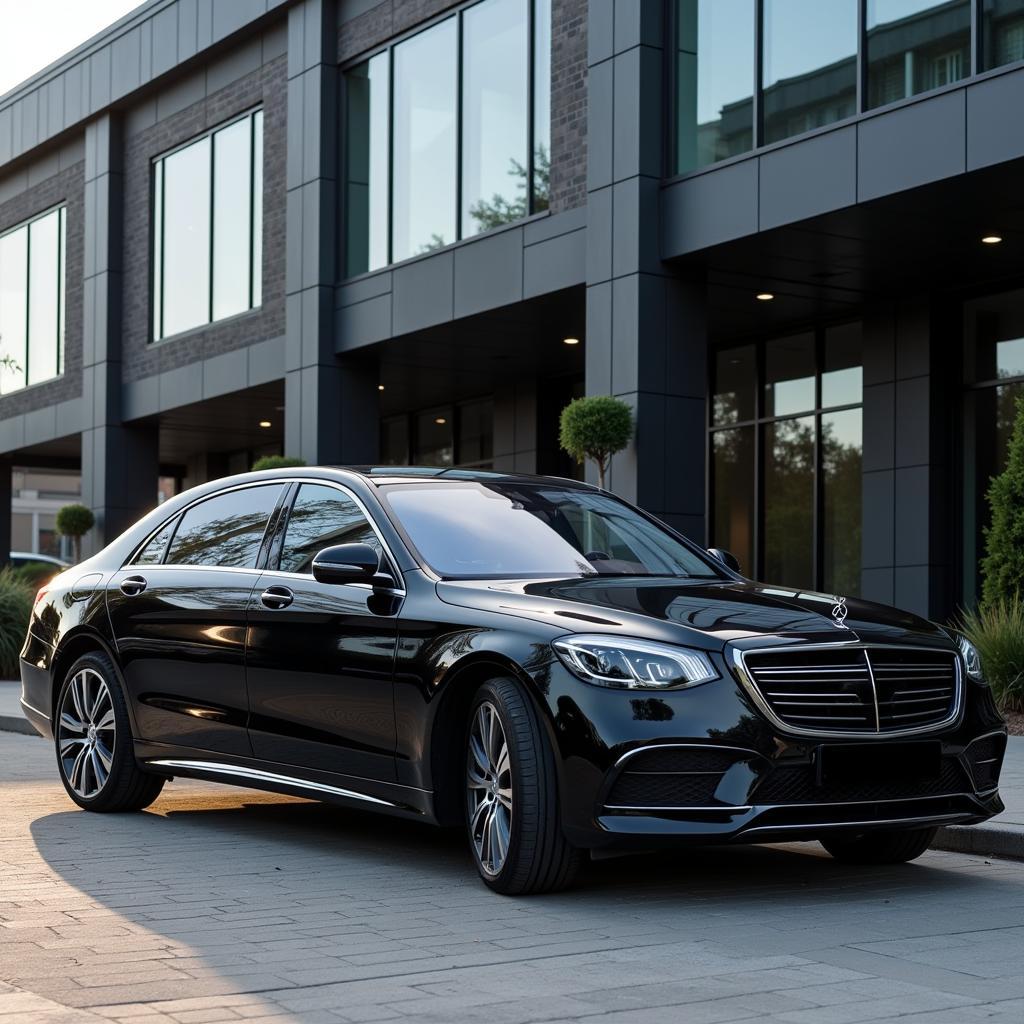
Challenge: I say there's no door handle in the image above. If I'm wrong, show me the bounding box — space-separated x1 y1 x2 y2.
260 585 294 610
119 575 148 597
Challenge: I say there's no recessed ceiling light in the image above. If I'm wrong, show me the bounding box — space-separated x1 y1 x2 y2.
377 384 385 391
756 292 774 302
258 420 272 428
435 417 447 425
563 336 580 346
982 235 1003 245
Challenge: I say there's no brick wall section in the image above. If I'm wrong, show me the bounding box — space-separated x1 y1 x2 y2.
549 0 587 213
0 161 84 419
121 55 287 384
338 0 587 212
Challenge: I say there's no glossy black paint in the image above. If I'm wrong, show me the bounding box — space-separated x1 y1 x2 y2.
19 467 1007 852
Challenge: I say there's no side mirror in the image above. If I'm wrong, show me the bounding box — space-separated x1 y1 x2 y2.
708 547 741 574
311 543 380 585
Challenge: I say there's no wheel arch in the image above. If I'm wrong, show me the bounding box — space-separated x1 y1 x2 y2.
51 629 133 733
427 651 555 827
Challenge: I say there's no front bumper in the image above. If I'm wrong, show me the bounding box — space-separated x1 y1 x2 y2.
540 658 1008 850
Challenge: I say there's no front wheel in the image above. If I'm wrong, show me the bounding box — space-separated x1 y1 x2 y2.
465 678 581 895
55 651 165 812
821 826 938 865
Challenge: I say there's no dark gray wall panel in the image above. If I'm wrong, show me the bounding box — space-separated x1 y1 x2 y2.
862 469 895 569
454 229 525 319
523 228 586 298
894 376 930 467
111 28 143 99
861 382 895 473
392 252 454 336
337 271 392 308
661 160 758 256
337 294 392 350
967 69 1024 170
587 59 614 192
153 7 180 76
857 91 966 202
759 127 856 231
893 465 931 566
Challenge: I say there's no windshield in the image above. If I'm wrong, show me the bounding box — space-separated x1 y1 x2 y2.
380 481 724 580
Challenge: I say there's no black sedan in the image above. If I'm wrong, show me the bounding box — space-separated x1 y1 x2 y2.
19 468 1006 893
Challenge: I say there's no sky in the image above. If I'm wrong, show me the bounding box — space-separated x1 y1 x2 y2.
0 0 142 97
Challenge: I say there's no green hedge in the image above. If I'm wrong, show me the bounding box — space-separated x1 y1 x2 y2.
0 568 34 680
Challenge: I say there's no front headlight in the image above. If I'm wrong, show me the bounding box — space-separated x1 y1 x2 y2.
552 634 718 690
957 634 984 682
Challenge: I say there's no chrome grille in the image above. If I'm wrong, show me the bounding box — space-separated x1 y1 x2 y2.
738 646 960 736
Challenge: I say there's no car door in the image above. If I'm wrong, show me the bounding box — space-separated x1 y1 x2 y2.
245 481 400 781
106 482 286 757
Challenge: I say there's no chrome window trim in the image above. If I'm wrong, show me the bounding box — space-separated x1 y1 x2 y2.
145 759 397 807
728 641 964 740
613 742 764 770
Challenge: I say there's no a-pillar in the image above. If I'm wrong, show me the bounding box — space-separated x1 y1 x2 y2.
584 1 708 541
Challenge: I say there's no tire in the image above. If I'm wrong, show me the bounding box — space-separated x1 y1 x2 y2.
54 651 165 812
821 826 938 865
465 677 582 895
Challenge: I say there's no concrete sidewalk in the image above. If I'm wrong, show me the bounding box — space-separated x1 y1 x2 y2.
3 678 1022 857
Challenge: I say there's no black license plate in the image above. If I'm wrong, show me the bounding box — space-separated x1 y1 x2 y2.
816 741 941 787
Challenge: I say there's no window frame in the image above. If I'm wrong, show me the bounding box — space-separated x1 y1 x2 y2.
0 203 67 395
707 323 864 592
341 0 549 276
150 106 264 343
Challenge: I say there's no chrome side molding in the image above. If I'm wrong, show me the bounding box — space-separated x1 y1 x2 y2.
145 759 396 807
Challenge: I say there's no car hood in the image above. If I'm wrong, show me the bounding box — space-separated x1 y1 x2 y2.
435 576 951 652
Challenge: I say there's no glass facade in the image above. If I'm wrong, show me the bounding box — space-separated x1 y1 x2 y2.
152 109 263 341
344 0 551 276
380 398 494 468
710 324 863 593
0 206 65 395
963 289 1024 603
674 0 1007 172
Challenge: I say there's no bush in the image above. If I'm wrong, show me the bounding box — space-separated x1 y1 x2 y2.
56 503 95 563
252 455 307 471
0 568 34 679
959 598 1024 712
11 562 61 589
559 396 634 489
981 395 1024 607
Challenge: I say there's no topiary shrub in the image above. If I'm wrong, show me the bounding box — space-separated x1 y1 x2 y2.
959 598 1024 712
559 395 634 489
55 503 95 564
0 567 33 679
981 395 1024 608
252 455 307 471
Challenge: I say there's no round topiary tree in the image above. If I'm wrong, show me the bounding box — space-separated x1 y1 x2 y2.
55 503 95 564
252 455 307 471
559 395 634 490
982 394 1024 608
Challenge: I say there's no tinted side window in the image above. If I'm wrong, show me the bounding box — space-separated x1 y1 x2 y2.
165 485 283 568
134 515 179 565
279 484 381 574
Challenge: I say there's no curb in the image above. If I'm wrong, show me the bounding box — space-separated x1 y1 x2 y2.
934 823 1024 861
0 713 38 736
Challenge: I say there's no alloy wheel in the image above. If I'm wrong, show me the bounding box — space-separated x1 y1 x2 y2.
58 668 115 799
467 700 513 876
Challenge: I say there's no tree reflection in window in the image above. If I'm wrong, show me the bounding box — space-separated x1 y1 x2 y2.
165 485 283 569
280 485 381 574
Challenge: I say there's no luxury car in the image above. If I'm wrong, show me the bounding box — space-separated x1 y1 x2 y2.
19 467 1006 893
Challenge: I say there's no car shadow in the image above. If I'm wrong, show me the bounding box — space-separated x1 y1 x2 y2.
23 783 1020 1014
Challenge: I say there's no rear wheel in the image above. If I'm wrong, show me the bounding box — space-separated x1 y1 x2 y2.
55 651 164 812
821 826 937 864
465 678 581 894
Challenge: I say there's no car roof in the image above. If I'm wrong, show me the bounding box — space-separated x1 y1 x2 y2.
339 467 598 490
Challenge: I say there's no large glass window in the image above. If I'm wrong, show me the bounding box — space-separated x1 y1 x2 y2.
762 0 858 144
982 0 1024 68
709 323 863 593
344 0 551 275
675 0 755 174
165 484 282 568
279 484 381 574
380 398 494 468
152 109 263 340
963 290 1024 604
0 206 65 395
866 1 971 109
